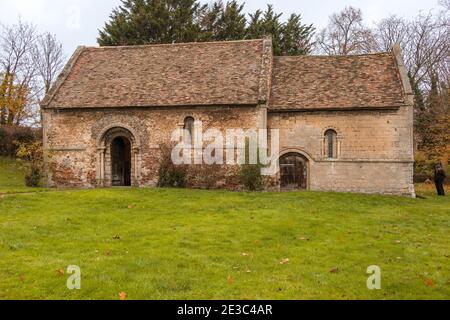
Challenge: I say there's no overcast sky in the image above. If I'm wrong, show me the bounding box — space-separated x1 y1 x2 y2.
0 0 444 55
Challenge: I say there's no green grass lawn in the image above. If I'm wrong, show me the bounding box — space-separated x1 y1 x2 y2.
0 157 40 194
0 156 449 300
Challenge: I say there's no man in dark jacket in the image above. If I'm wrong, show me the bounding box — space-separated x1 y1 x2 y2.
434 164 446 196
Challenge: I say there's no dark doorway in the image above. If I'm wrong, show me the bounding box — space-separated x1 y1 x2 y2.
280 153 308 190
111 136 131 186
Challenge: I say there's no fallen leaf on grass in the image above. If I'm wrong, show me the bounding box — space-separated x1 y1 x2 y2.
425 279 434 287
18 274 25 282
280 258 290 265
227 275 234 284
56 269 65 276
119 292 127 300
329 267 339 274
127 204 134 209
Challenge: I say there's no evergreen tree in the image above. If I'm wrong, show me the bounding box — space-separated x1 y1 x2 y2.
98 0 202 45
215 1 247 41
196 1 246 41
196 2 222 41
246 5 282 54
280 14 315 56
246 10 264 39
246 5 314 55
98 0 315 55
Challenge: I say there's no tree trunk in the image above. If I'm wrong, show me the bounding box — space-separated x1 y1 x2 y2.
0 107 6 125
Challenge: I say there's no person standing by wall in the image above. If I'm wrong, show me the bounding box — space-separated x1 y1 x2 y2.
434 164 446 196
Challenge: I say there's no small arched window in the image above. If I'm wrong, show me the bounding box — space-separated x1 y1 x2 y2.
325 129 338 159
183 117 195 145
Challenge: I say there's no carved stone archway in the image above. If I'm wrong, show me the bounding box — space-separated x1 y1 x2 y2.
96 124 141 187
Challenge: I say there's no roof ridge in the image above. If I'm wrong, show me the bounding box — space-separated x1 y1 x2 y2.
274 52 392 59
84 38 265 50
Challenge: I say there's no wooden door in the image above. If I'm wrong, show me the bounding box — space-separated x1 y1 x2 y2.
111 137 131 186
280 153 307 190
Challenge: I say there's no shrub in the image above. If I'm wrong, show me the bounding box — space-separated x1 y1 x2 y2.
239 163 264 191
0 125 42 157
238 141 265 191
157 143 187 188
25 167 42 187
16 140 44 187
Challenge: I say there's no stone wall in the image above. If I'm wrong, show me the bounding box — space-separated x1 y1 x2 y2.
42 106 260 188
43 103 415 196
267 105 415 196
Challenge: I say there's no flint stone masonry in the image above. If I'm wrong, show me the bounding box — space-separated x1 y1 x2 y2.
41 38 415 197
43 106 259 188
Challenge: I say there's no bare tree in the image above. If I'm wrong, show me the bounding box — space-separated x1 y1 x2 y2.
370 11 449 92
439 0 450 11
406 12 449 88
373 15 410 52
0 20 36 76
0 20 64 126
0 20 37 125
32 32 64 95
315 6 375 55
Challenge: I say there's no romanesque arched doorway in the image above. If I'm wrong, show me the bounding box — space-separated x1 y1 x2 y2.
97 125 141 187
279 153 308 190
111 136 131 186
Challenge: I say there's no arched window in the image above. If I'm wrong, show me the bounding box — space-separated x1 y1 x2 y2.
325 129 338 159
183 117 195 145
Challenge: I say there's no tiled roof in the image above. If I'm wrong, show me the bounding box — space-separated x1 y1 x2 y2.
269 53 406 110
42 39 271 108
42 38 408 111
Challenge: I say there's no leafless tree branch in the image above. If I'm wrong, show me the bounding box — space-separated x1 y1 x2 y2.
314 7 375 55
0 19 64 126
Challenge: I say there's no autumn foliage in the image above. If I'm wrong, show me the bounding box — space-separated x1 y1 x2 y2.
0 73 30 126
